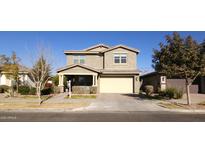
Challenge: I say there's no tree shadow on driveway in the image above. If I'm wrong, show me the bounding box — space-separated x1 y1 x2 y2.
121 93 165 101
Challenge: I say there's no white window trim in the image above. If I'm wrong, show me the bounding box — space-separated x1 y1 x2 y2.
114 54 120 64
160 76 166 84
73 55 79 64
113 53 127 64
73 55 85 64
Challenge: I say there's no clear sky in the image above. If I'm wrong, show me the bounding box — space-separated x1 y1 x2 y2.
0 31 205 74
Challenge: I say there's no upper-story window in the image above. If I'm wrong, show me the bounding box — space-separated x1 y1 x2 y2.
73 55 85 64
114 54 120 63
73 56 78 64
114 53 127 64
121 54 127 63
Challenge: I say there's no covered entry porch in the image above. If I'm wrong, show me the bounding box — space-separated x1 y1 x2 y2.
58 74 98 93
57 64 99 93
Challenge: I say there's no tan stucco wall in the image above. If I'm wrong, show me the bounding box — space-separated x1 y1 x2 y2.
66 54 103 69
104 48 137 70
58 66 98 75
134 75 140 94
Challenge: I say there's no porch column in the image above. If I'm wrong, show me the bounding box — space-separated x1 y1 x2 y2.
92 75 97 86
95 75 97 86
61 75 63 86
58 74 64 93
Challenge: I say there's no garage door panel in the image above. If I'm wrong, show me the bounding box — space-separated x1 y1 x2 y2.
100 77 133 93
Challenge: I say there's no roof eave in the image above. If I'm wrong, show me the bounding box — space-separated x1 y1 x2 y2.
101 71 140 75
57 64 100 73
64 51 100 54
83 44 110 51
101 45 140 54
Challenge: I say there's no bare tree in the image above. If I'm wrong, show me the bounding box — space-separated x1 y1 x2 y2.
0 54 10 65
29 45 52 104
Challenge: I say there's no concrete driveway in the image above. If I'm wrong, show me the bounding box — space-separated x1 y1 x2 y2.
81 94 167 111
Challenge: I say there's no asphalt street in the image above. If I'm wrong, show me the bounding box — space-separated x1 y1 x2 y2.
1 111 205 122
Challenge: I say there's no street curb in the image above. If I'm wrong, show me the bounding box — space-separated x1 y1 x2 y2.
170 109 205 113
1 108 205 113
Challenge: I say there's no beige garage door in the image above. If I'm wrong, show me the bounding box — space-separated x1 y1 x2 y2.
100 77 133 93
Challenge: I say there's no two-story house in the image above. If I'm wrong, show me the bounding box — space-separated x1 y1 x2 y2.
57 44 140 94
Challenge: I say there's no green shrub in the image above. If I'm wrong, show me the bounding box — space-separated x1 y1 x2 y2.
18 85 30 95
0 85 10 93
159 88 183 99
144 85 154 96
52 75 59 86
166 88 175 98
175 89 183 99
53 86 60 94
139 90 143 94
41 87 54 95
158 90 166 97
90 86 97 94
29 87 36 95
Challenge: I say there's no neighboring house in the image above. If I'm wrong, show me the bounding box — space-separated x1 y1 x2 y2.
140 71 202 94
140 72 167 92
57 44 140 94
0 65 34 87
192 76 205 94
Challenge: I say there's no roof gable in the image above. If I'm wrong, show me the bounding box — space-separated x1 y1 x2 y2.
84 44 109 51
64 44 140 56
57 64 100 73
101 45 140 54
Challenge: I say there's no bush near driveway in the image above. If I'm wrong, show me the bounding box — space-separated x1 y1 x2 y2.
0 85 10 93
19 85 37 95
29 87 37 95
18 85 54 95
18 85 30 95
53 86 60 94
41 87 54 95
144 85 154 96
90 86 97 94
159 88 183 99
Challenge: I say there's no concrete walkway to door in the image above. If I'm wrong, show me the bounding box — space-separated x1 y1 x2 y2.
81 94 168 111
